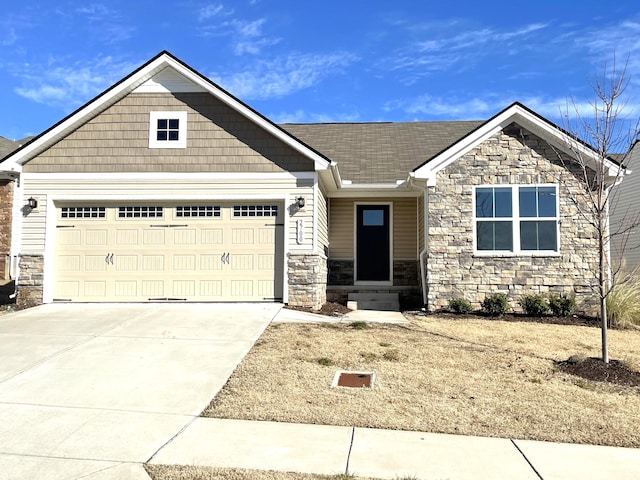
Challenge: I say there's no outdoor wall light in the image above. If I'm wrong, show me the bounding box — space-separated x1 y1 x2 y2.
27 197 38 209
297 196 305 209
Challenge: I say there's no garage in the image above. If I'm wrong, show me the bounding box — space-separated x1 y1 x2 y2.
53 203 284 302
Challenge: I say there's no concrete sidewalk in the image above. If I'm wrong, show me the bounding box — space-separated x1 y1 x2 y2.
150 418 640 480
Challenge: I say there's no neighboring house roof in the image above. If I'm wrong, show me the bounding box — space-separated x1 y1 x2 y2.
0 137 19 159
282 121 482 184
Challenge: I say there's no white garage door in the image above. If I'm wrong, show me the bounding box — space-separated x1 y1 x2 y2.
53 203 284 302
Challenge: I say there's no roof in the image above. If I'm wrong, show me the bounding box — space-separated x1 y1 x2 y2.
282 121 482 184
0 137 19 159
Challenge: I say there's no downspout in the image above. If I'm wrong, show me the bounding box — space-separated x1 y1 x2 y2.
419 185 429 309
1 173 19 300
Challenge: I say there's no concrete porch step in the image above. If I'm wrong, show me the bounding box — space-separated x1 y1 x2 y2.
347 293 400 312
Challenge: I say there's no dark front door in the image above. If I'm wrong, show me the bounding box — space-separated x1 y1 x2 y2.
356 205 390 281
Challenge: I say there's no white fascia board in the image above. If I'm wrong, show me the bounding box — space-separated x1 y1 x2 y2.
413 103 613 184
21 171 314 181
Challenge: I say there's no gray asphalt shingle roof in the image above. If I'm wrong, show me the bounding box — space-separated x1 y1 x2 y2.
281 121 483 184
0 137 19 160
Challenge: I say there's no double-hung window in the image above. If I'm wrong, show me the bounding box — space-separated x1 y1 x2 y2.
149 111 187 148
474 185 558 254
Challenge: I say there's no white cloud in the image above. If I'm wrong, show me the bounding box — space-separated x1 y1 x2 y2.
210 52 359 100
198 3 233 21
12 56 140 110
0 27 17 46
73 3 134 43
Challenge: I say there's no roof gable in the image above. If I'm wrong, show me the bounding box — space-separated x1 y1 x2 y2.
0 51 331 173
412 102 622 186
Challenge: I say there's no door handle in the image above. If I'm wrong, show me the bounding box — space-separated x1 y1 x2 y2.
225 252 230 264
105 253 110 264
221 252 226 264
106 253 114 265
220 252 231 265
109 253 114 265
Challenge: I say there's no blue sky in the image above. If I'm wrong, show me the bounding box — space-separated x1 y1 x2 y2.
1 0 640 141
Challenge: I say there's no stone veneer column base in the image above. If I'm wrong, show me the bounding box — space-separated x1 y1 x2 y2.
16 255 44 309
287 254 327 310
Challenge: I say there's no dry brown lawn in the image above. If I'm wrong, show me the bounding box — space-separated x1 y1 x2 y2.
203 315 640 448
145 465 377 480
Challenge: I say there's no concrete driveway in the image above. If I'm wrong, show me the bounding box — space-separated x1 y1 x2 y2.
0 302 280 480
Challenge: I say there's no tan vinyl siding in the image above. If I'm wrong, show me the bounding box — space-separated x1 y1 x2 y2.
328 198 354 259
393 198 417 259
328 197 417 260
24 93 315 174
21 176 312 253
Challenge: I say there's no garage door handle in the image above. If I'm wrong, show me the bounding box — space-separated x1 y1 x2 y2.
221 252 230 264
109 253 114 265
105 253 114 265
225 252 230 264
105 253 110 264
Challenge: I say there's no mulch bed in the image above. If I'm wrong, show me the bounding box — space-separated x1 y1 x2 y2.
284 301 352 316
427 311 600 328
556 356 640 388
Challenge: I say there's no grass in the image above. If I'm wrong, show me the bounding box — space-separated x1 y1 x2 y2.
203 314 640 448
607 275 640 328
145 466 380 480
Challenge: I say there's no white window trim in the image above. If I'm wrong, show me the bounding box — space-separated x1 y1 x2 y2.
472 184 561 257
149 111 187 149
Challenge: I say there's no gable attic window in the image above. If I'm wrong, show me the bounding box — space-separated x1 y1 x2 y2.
149 111 187 148
474 184 559 255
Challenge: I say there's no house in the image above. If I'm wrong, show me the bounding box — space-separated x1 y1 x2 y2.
0 136 21 302
610 140 640 271
0 51 622 312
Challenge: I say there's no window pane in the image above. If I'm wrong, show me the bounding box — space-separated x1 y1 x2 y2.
538 221 557 250
494 221 513 250
520 221 558 251
520 221 538 250
168 119 179 129
519 187 537 217
363 210 384 226
477 221 513 251
538 187 556 217
157 131 167 141
494 188 512 217
477 221 494 250
157 119 167 129
476 189 493 218
168 130 179 141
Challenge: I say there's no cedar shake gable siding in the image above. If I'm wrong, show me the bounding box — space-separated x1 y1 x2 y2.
427 124 599 313
23 93 314 174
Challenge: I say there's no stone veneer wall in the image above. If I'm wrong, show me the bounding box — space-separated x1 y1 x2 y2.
16 255 44 309
0 180 13 280
288 253 327 309
427 124 599 314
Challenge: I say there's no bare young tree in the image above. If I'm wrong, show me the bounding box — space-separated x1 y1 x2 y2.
557 57 640 363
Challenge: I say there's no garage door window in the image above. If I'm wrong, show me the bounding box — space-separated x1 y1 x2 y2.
118 206 164 218
176 206 221 217
233 205 278 217
60 207 106 219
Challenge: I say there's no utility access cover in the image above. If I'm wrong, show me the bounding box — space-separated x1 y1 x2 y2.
332 370 375 388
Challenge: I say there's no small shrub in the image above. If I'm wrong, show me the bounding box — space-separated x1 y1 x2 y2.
448 297 473 314
481 293 509 316
359 351 378 362
518 294 550 315
317 357 334 366
382 349 401 361
548 293 576 316
607 276 640 328
349 321 369 330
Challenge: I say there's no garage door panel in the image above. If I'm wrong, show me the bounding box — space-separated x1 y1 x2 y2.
200 254 223 271
142 255 165 271
201 229 223 244
116 230 138 245
142 280 164 297
143 229 165 245
55 203 283 302
85 255 108 272
84 281 107 297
